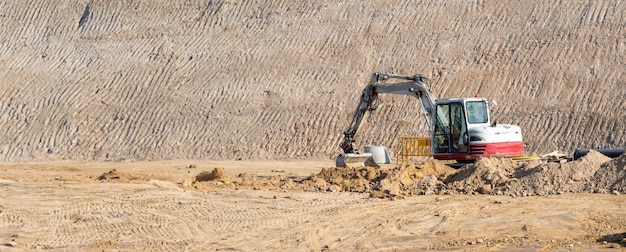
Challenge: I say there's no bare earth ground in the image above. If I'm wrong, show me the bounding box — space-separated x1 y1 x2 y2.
1 159 626 251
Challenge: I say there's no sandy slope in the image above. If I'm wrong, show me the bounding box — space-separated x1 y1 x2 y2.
0 0 624 161
1 160 625 251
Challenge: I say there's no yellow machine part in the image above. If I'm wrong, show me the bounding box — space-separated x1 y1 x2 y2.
396 136 432 164
396 136 457 165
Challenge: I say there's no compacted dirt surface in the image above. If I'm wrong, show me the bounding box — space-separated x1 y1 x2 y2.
1 153 626 251
1 0 626 251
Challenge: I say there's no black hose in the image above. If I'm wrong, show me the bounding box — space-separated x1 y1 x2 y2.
572 149 626 160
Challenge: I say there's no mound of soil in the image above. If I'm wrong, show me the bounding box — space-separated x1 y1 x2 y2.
188 152 626 198
190 160 456 199
505 150 612 196
191 169 307 192
445 157 522 195
195 167 229 182
444 151 616 196
376 161 456 197
588 151 626 193
308 160 456 198
97 169 144 183
311 166 380 193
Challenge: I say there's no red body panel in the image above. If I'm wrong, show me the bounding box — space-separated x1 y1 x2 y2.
433 141 524 161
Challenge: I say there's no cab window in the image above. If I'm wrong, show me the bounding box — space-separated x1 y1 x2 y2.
467 101 488 124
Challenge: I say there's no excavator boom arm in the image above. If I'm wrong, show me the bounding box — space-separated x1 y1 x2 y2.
340 72 437 154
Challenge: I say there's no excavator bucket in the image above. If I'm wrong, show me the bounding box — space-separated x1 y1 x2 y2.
335 153 380 168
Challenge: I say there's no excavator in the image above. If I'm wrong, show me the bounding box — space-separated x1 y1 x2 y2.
337 72 524 167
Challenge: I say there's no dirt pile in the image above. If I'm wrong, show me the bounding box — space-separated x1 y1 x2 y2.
190 171 305 192
444 151 621 196
195 167 229 182
445 158 522 195
311 166 379 193
309 160 456 197
186 152 626 198
377 161 457 197
189 160 456 198
588 151 626 193
97 169 145 183
506 150 613 196
376 151 622 197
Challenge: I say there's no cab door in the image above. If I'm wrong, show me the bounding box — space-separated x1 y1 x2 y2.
433 102 468 154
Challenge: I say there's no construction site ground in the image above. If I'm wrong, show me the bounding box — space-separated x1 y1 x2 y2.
2 152 626 251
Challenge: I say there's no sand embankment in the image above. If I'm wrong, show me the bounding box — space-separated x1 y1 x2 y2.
0 0 624 161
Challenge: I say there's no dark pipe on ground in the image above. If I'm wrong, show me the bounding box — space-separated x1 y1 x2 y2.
573 149 626 160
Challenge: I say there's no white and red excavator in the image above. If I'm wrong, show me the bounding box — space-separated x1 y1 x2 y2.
337 72 524 167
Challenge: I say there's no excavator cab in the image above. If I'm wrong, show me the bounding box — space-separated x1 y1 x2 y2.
431 98 524 161
432 101 470 156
